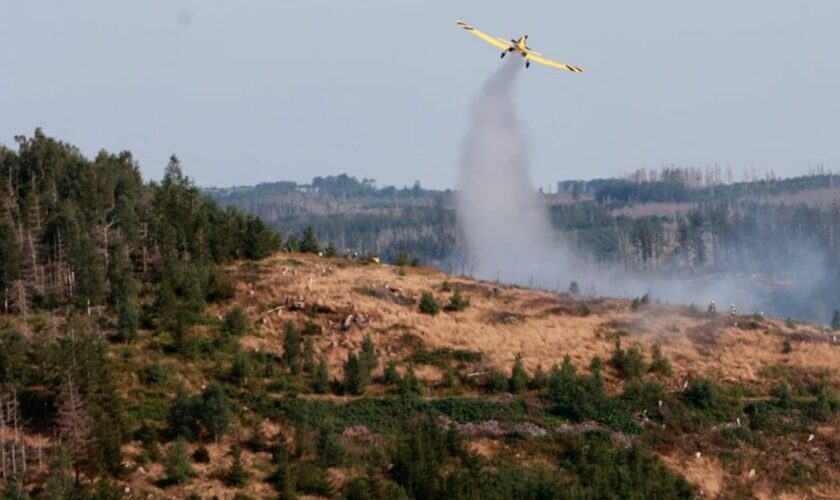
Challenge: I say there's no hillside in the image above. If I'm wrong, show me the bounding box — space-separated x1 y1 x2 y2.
5 251 840 498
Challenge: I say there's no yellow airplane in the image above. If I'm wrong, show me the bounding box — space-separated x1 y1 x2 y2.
456 21 584 73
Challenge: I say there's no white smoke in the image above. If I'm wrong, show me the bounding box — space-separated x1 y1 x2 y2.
455 60 832 323
457 57 576 286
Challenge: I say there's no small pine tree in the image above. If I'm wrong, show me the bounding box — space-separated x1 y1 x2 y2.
395 250 410 267
529 363 547 390
283 322 302 375
229 351 251 386
509 353 528 394
486 371 509 393
226 442 251 487
649 344 673 376
832 309 840 331
324 242 338 257
360 334 379 371
782 339 793 354
383 360 401 386
300 226 320 254
444 289 470 312
568 281 580 295
343 352 369 395
303 337 315 374
221 307 249 337
312 357 330 394
164 437 194 485
200 383 231 443
399 364 423 397
116 300 138 343
285 234 300 252
418 292 440 315
249 421 267 452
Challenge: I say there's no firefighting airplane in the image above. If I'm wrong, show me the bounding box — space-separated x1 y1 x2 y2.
456 21 584 73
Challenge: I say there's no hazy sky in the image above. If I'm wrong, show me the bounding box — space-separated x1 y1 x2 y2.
2 1 839 189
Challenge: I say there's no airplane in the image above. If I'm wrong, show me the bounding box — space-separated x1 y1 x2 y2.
456 21 584 73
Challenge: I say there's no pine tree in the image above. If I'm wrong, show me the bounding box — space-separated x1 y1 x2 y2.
509 353 528 394
444 289 470 312
300 226 320 254
226 441 250 487
283 322 302 375
418 292 440 315
383 360 401 386
832 309 840 331
164 437 194 485
199 383 230 443
360 334 379 371
312 357 330 394
343 352 369 395
323 242 337 258
221 307 248 337
302 337 315 374
57 376 93 483
399 364 422 397
42 447 74 499
115 299 138 343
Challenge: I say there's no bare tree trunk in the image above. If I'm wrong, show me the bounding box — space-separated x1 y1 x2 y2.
1 395 7 480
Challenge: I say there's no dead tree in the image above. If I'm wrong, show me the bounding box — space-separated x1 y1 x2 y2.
0 389 27 481
58 376 93 483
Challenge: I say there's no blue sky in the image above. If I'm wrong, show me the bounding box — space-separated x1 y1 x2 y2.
2 1 839 189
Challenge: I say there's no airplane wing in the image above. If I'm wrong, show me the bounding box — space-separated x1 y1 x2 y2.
456 21 513 51
525 53 584 73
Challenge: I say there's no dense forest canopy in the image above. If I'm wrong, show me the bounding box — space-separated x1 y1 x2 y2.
0 129 279 320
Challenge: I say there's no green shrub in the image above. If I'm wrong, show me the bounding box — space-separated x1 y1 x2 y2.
578 304 591 317
419 292 440 315
444 289 470 312
649 344 672 376
221 307 249 337
630 293 650 311
295 463 334 497
683 378 720 411
192 446 210 463
138 363 169 386
813 383 840 421
485 371 509 393
384 360 402 386
610 338 646 379
399 365 423 397
316 427 346 467
782 339 792 354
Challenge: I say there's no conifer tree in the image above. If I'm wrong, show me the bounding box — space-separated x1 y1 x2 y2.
300 226 320 254
283 322 302 375
312 357 330 394
164 437 194 485
509 353 528 394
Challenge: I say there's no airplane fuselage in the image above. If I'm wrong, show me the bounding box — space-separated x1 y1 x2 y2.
501 35 533 66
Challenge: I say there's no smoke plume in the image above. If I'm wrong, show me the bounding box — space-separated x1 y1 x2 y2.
457 58 575 286
456 59 834 323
